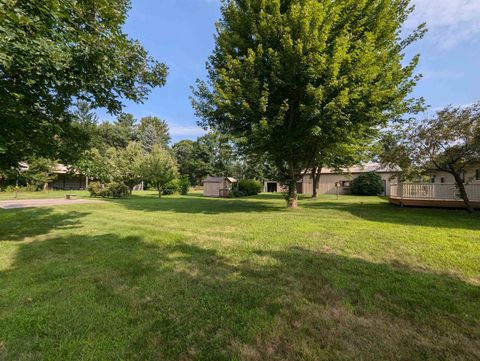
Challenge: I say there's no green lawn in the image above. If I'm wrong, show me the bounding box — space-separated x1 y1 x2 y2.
0 192 479 360
0 189 90 201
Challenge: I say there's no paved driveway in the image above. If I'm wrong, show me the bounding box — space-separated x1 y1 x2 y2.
0 198 101 209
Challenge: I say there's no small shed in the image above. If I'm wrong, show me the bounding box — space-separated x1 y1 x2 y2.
203 176 237 198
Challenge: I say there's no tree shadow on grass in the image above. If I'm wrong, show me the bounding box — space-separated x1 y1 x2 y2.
106 193 285 214
1 233 478 360
302 199 480 231
0 208 89 242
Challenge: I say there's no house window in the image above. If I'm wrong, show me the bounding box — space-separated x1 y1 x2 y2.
430 176 436 183
476 169 480 181
341 181 351 188
440 177 445 184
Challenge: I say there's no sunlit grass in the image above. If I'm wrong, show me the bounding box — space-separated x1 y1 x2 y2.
0 192 479 360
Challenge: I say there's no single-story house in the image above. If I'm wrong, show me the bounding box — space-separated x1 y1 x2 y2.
425 168 480 185
264 162 400 196
203 176 237 198
18 162 89 190
19 162 146 191
48 164 89 190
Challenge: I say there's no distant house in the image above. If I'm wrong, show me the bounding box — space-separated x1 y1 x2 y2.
48 164 144 191
19 162 88 190
264 162 400 196
20 162 146 191
48 164 89 190
203 176 237 198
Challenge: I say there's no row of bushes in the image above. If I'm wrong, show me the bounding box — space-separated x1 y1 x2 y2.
89 176 191 198
229 179 263 198
88 182 130 198
1 184 40 193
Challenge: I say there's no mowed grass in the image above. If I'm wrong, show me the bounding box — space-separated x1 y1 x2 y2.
0 192 479 360
0 190 90 201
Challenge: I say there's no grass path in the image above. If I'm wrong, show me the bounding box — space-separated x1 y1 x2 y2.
0 192 479 360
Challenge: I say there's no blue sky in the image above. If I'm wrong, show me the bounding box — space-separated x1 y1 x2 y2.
97 0 480 143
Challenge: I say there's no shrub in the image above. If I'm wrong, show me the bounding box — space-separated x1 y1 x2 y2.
88 181 130 198
88 182 102 197
24 183 40 192
228 189 246 198
238 179 262 196
351 172 385 196
162 179 180 195
105 182 130 198
5 185 17 193
178 176 190 195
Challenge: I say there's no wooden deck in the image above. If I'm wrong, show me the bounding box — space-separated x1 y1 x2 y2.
389 197 480 209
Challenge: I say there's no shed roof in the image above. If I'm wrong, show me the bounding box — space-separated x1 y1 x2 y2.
203 176 238 184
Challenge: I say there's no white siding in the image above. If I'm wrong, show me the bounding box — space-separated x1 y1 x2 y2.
431 169 480 185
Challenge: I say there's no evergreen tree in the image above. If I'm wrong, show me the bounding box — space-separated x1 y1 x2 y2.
138 117 171 151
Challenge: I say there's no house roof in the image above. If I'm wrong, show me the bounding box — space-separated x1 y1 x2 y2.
203 176 238 183
52 164 73 174
318 162 401 175
18 162 80 175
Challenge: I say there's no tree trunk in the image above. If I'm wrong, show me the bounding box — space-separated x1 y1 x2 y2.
287 179 298 208
157 187 162 198
452 171 475 213
312 166 322 199
43 182 49 192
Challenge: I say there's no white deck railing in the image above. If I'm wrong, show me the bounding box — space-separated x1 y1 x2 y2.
390 183 480 201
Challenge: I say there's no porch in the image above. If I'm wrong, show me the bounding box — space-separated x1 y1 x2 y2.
389 183 480 209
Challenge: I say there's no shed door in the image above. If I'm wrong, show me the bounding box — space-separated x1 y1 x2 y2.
267 182 277 192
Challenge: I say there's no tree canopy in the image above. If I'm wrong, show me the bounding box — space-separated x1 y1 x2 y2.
0 0 167 169
192 0 425 207
109 142 146 193
142 145 178 197
138 117 171 151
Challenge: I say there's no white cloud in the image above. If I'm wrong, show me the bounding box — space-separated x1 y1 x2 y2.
421 69 464 80
169 124 206 137
407 0 480 48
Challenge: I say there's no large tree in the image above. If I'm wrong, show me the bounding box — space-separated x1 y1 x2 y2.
192 0 425 207
0 0 167 169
